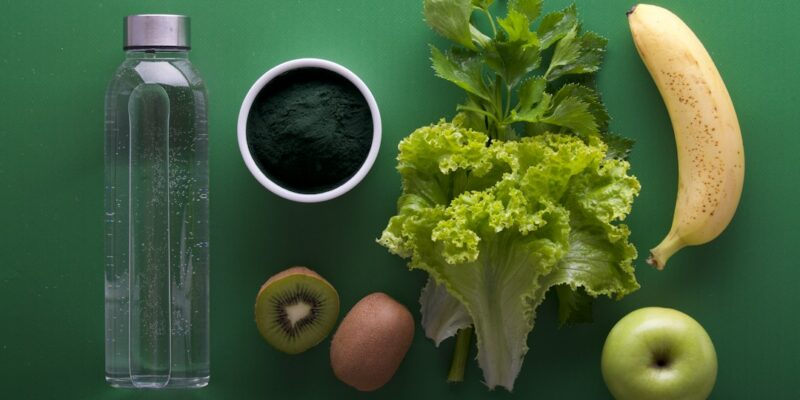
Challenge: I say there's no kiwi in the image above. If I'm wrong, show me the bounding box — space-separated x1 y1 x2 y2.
255 266 339 354
330 292 414 391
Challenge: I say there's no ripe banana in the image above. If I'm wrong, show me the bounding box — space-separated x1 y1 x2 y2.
628 4 744 269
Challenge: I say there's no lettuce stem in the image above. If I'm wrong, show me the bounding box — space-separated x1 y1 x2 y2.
447 327 473 383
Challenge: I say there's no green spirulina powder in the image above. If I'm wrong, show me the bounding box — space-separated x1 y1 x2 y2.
246 67 373 194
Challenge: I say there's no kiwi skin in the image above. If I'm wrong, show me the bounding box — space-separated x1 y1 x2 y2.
259 266 328 292
330 292 414 391
255 266 339 354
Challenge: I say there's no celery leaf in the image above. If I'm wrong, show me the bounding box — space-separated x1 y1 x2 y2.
431 46 491 101
537 4 578 49
485 10 541 86
546 30 607 81
541 95 598 138
510 0 543 21
424 0 477 50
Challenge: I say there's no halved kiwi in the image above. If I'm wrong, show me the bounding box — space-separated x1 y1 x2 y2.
255 266 339 354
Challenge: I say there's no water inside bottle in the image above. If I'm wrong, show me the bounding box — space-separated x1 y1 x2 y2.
104 55 209 388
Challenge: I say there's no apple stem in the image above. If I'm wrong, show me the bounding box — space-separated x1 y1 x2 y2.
447 327 473 383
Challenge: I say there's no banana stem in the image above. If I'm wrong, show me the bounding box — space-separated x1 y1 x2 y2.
447 327 473 383
648 233 685 270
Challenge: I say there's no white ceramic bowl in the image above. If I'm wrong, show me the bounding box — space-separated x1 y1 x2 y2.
237 58 381 203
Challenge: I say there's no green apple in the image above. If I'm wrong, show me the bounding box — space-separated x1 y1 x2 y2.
601 307 717 400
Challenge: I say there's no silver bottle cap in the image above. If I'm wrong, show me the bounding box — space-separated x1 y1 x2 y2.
124 14 190 50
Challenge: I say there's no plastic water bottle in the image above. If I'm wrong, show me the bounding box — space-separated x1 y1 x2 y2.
104 14 209 389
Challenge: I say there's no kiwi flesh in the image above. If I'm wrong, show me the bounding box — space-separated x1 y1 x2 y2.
255 266 339 354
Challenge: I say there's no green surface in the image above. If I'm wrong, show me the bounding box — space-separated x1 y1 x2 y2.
0 0 797 398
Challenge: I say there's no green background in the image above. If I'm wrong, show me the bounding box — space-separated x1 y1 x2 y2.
1 0 796 398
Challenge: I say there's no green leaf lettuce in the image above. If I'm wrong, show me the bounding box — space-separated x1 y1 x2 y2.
379 121 640 390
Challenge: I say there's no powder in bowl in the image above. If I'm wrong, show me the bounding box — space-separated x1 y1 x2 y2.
246 67 374 194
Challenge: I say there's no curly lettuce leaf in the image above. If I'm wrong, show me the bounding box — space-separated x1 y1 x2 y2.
380 122 640 391
420 277 472 345
555 284 594 325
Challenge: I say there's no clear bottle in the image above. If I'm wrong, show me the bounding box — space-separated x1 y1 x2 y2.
104 14 209 389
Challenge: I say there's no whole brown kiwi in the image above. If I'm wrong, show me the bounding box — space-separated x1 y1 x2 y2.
330 292 414 391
